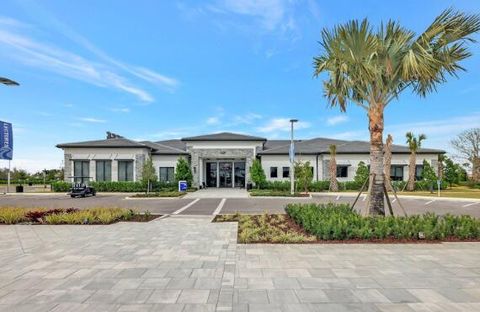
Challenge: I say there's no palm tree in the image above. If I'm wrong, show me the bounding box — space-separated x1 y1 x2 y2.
329 144 339 192
406 132 427 191
313 9 480 215
384 134 393 191
437 154 446 181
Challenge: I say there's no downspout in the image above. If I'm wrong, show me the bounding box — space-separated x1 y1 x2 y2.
316 154 319 181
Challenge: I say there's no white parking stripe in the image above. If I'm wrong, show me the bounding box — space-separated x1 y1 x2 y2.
392 198 397 203
362 195 366 201
172 198 200 215
424 200 435 206
213 198 227 215
336 195 341 200
462 202 479 208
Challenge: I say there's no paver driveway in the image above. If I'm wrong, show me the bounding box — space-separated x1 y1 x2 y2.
1 216 480 311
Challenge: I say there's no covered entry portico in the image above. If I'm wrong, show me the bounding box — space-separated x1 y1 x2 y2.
205 159 246 188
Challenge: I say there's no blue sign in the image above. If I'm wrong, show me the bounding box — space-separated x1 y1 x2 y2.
0 121 13 160
178 180 187 192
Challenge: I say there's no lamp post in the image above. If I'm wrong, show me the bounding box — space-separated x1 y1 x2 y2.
289 119 298 195
1 77 19 194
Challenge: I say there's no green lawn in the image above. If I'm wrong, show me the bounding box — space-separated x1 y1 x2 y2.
396 186 480 199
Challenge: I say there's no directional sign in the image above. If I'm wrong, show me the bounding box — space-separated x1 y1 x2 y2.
178 180 188 192
0 121 13 160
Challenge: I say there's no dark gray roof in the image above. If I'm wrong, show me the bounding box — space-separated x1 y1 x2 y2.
141 141 188 155
56 137 150 149
155 139 187 151
259 137 444 155
181 132 266 142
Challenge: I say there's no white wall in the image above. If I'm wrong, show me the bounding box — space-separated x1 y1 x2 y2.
185 141 263 156
152 155 182 180
63 147 150 182
261 155 318 181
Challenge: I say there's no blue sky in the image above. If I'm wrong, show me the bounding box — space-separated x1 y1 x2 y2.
1 0 479 172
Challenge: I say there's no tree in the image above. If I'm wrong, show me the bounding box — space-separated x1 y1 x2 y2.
451 128 480 182
444 157 458 186
313 9 480 215
141 156 157 193
354 161 369 187
406 132 427 191
421 159 438 192
175 157 193 186
437 154 446 181
384 134 393 191
295 161 313 193
329 145 339 192
250 159 266 189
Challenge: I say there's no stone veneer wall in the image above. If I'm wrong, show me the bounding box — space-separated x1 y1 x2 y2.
63 153 72 182
187 147 254 187
135 154 146 182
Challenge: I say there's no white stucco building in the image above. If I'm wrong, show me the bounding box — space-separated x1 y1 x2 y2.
57 132 444 187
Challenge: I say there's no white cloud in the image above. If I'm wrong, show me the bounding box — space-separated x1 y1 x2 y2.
326 115 348 126
78 117 106 123
206 116 220 125
232 113 262 125
110 107 130 113
257 118 310 133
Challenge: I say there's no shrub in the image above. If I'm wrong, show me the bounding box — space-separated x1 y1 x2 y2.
175 157 193 186
354 161 369 186
250 159 266 189
51 181 71 192
0 208 27 224
286 203 480 240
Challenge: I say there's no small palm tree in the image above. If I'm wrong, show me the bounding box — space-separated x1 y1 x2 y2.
384 134 393 191
329 144 339 192
406 132 427 191
314 9 480 215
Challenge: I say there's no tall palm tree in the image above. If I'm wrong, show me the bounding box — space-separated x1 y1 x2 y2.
406 132 427 191
313 9 480 215
329 144 339 192
384 134 393 191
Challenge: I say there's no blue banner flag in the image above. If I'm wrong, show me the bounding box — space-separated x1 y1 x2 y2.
0 121 13 160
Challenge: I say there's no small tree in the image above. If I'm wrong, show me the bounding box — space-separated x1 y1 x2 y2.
354 161 369 187
451 128 480 182
329 145 339 192
175 157 193 186
444 157 458 187
141 156 157 193
421 159 437 190
406 132 427 191
250 159 266 189
295 161 313 193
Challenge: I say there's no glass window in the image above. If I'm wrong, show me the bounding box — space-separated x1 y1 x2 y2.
118 160 134 181
96 160 112 182
270 167 278 178
159 167 175 183
415 165 423 180
336 166 348 178
73 160 90 184
390 165 404 181
282 167 290 178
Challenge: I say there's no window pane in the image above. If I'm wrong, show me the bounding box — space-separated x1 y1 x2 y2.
96 161 111 182
282 167 289 178
159 167 175 183
127 161 133 181
336 166 348 178
270 167 277 178
167 167 174 182
118 161 134 182
74 161 89 183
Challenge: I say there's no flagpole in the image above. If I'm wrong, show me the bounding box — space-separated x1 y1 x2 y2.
289 119 298 195
7 160 10 193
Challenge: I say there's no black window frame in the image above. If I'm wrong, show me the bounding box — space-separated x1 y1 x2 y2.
95 160 112 182
73 160 90 184
415 165 424 180
270 167 278 178
118 160 134 182
336 165 348 178
159 167 175 183
390 165 404 181
282 167 290 178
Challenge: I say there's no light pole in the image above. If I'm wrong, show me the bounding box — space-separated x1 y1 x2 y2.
289 119 298 195
1 77 19 194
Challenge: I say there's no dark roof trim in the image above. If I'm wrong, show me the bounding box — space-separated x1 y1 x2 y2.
181 132 266 142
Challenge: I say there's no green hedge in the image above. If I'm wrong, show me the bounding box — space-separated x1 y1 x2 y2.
51 181 178 192
286 203 480 240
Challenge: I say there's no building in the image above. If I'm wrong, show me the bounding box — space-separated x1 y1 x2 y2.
56 132 444 187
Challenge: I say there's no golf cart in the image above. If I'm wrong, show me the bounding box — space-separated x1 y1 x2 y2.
68 176 96 198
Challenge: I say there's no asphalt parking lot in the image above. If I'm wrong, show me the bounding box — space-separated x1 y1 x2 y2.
1 193 479 217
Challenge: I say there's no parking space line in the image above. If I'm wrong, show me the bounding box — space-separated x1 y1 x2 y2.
172 198 200 215
336 195 341 200
462 202 479 208
213 198 227 215
362 195 366 201
392 198 397 203
424 200 435 206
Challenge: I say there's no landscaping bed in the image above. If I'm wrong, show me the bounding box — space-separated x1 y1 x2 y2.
0 207 159 225
214 203 480 243
249 190 310 197
130 191 184 198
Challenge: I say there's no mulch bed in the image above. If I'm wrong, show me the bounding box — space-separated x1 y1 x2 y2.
213 214 480 244
124 214 161 222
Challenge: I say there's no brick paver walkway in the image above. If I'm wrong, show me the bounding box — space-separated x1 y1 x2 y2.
0 216 479 311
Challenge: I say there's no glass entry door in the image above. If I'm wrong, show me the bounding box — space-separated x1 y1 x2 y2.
219 162 233 188
206 162 217 187
234 162 246 188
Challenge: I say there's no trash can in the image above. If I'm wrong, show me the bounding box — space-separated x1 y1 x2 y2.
16 185 24 193
246 182 253 191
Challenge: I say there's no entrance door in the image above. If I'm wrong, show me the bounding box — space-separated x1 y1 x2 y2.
206 162 217 187
234 162 246 188
219 162 233 187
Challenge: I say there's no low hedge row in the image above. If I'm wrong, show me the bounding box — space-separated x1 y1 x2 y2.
286 203 480 240
258 180 448 192
52 181 178 192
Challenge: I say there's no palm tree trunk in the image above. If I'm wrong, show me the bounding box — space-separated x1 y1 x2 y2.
367 105 385 215
329 153 338 192
407 152 416 191
384 134 393 192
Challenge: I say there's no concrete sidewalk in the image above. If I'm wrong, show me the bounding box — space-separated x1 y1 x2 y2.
0 216 479 311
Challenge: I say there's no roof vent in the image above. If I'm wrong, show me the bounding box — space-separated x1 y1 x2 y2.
106 131 124 139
